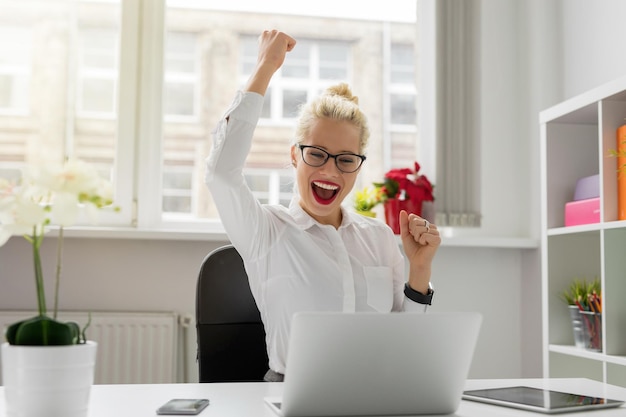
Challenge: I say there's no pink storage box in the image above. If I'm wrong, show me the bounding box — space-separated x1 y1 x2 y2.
564 197 600 226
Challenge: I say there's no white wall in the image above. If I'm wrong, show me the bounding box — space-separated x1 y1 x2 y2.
0 234 539 381
2 0 624 384
560 0 626 98
1 236 219 383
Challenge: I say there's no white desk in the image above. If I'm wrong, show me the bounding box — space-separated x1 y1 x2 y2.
0 378 624 416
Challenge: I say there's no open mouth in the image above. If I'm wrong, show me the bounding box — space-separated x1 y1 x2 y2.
312 181 340 205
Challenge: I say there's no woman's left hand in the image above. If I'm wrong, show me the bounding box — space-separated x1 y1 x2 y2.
398 210 441 292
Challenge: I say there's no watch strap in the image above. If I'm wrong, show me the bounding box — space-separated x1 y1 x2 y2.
404 283 434 305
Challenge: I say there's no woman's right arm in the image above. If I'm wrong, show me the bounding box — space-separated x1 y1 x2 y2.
204 31 295 260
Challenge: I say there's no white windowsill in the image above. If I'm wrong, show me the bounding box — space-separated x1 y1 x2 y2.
45 226 539 249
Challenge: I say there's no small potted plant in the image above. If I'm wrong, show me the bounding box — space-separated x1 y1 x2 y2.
375 162 434 233
561 277 602 351
0 158 117 417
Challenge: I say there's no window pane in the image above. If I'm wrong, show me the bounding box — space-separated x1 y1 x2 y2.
283 89 307 118
280 175 295 193
244 169 294 206
81 78 116 113
162 167 193 214
0 27 31 113
80 29 117 69
163 195 191 213
166 32 196 72
391 43 415 84
77 28 118 115
391 131 417 169
390 93 416 125
161 28 201 214
163 32 197 118
319 42 349 80
163 169 192 189
244 173 269 192
240 36 258 75
0 1 122 212
0 76 11 108
282 42 310 78
164 82 194 115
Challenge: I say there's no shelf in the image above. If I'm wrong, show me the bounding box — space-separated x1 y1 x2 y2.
549 345 626 366
547 220 626 236
541 75 626 385
547 224 601 236
549 345 604 362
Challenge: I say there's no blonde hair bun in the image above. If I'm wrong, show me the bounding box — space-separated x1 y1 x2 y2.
324 83 359 105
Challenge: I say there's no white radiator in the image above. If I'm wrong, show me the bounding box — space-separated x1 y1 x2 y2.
0 311 178 384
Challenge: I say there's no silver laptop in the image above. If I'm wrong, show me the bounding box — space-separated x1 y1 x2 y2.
265 311 482 417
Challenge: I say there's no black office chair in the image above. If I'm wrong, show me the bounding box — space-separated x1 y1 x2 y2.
195 244 269 382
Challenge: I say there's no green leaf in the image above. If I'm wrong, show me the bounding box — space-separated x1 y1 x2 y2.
5 319 27 344
10 316 79 345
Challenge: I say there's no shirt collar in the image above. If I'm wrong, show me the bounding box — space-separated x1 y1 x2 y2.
288 197 358 231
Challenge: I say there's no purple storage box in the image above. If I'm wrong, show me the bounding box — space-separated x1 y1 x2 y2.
574 174 600 201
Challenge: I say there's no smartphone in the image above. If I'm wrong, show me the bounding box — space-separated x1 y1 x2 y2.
156 398 210 415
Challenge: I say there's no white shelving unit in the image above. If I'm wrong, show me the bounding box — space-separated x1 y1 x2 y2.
540 75 626 388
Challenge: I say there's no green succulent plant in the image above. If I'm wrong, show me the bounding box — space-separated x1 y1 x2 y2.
561 277 601 312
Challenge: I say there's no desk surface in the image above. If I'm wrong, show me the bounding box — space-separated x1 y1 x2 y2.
1 378 625 416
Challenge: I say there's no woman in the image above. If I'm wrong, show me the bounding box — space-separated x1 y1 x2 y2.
205 30 441 382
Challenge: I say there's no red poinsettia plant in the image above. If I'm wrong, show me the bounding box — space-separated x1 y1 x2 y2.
374 161 434 203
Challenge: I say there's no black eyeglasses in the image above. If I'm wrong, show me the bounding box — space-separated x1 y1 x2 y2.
296 144 366 173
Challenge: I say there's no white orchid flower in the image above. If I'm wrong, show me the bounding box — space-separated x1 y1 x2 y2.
0 159 115 247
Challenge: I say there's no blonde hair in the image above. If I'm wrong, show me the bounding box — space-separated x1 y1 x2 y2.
293 83 370 153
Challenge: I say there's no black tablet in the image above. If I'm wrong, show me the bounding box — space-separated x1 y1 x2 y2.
463 386 624 414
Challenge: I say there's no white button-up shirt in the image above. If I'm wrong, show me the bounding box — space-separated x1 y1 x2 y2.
205 91 425 374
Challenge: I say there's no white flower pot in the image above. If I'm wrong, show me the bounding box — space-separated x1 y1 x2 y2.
1 341 97 417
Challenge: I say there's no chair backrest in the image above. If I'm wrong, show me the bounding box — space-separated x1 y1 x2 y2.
195 244 268 382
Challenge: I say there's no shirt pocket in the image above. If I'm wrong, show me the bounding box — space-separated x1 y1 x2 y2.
363 266 394 312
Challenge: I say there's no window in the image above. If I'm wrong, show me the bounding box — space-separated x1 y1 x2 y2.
0 0 424 230
0 0 126 226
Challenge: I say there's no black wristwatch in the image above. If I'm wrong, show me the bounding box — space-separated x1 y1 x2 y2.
404 283 434 305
